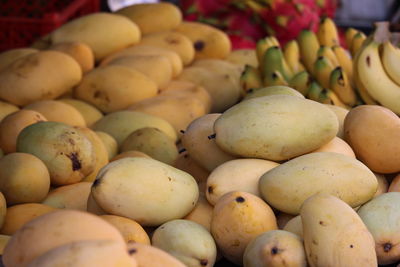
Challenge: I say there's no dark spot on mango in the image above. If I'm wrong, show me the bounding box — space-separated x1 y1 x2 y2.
366 55 371 67
180 130 185 134
208 186 213 194
178 148 186 154
67 152 81 171
92 178 101 187
200 259 208 266
319 221 327 226
235 196 245 203
128 248 137 254
207 133 216 140
194 40 205 51
271 247 279 255
350 244 353 248
384 243 392 252
68 138 75 145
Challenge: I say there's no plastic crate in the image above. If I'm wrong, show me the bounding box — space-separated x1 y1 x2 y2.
0 0 100 52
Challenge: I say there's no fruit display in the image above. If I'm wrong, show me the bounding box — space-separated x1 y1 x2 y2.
0 1 400 266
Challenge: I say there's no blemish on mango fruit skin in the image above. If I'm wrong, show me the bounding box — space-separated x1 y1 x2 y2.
235 196 245 203
128 248 137 255
194 41 205 51
200 259 208 266
67 152 81 171
383 243 392 252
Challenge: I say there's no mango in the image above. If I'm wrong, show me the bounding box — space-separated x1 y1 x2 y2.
49 42 94 73
243 86 304 101
301 193 377 267
0 48 38 72
0 101 19 122
323 104 349 139
226 49 258 68
42 182 92 210
183 193 213 231
214 95 339 161
95 131 118 160
259 152 377 214
110 150 151 162
59 98 103 127
311 136 356 158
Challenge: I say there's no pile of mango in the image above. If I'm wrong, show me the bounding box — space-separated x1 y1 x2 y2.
0 2 399 267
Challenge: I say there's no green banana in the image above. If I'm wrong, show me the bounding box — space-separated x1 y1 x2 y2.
262 46 293 82
289 70 312 96
263 70 288 87
313 56 335 89
297 29 320 74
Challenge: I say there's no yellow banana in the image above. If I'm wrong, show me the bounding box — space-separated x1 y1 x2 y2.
307 81 348 108
297 29 320 75
267 36 280 47
329 66 357 106
353 47 377 105
350 32 367 57
345 27 358 50
262 46 293 81
288 70 312 96
357 41 400 114
381 41 400 86
317 17 340 47
263 70 288 87
313 56 335 89
256 36 281 72
332 45 353 85
317 46 340 67
240 64 263 97
283 40 305 74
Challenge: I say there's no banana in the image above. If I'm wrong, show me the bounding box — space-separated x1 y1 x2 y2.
283 40 305 74
329 66 357 106
297 30 320 74
317 17 340 47
262 46 293 82
345 27 359 49
256 36 280 70
307 81 348 108
289 70 312 96
350 32 367 57
263 70 288 87
313 56 335 89
240 64 263 96
381 41 400 86
357 41 400 114
332 45 354 85
317 46 340 67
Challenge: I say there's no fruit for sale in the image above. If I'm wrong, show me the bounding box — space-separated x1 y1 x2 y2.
297 30 320 74
350 31 367 57
127 242 186 267
306 81 347 108
0 235 10 255
302 194 377 266
184 193 213 231
74 65 158 113
358 192 400 265
256 36 279 67
100 45 183 77
0 48 38 72
120 127 178 165
2 209 125 267
174 21 231 59
42 182 92 210
263 70 288 87
181 113 236 172
59 98 103 128
332 45 353 85
139 31 195 65
91 157 198 226
329 66 357 106
262 46 293 82
313 56 334 89
0 153 50 205
214 95 338 161
92 110 177 146
152 219 217 267
283 40 305 74
283 216 303 239
86 192 107 216
345 27 359 49
50 13 141 61
100 215 150 245
178 66 240 112
243 230 306 267
107 55 173 89
206 158 279 206
0 51 81 106
288 70 312 96
127 92 208 135
311 136 356 158
0 203 56 235
259 152 377 214
240 65 263 96
323 104 349 139
0 110 47 154
344 105 400 173
95 131 118 160
243 86 304 101
357 41 400 114
116 2 182 35
24 100 86 127
0 101 19 122
16 122 96 186
0 192 5 229
381 40 400 86
226 49 258 68
173 150 210 185
110 150 151 162
210 191 277 265
48 42 94 73
317 17 340 47
276 212 295 230
317 46 339 67
27 240 136 267
374 173 388 197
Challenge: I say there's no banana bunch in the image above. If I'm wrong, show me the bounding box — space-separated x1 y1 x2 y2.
240 17 371 109
353 22 400 115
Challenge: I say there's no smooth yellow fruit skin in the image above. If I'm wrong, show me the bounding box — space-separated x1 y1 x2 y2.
59 98 103 127
42 182 92 210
